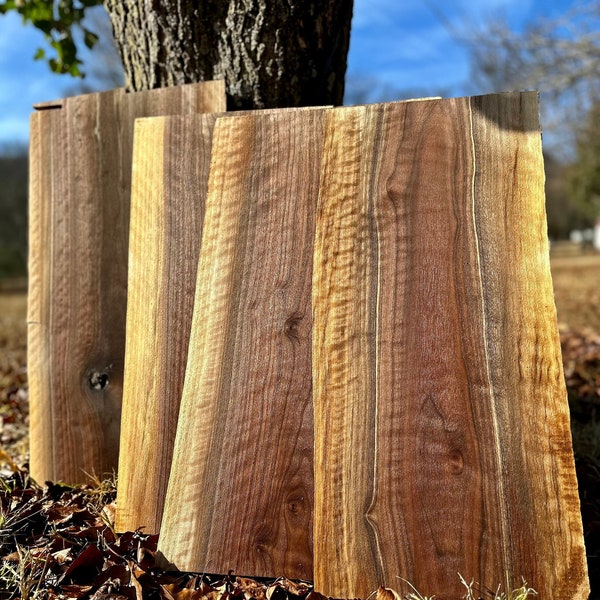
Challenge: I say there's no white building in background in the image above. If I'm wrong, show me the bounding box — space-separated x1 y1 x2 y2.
570 229 584 244
569 226 600 251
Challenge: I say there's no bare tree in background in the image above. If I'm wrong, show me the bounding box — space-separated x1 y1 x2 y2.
456 1 600 236
462 2 600 154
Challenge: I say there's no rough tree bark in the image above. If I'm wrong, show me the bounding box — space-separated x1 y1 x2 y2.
103 0 354 109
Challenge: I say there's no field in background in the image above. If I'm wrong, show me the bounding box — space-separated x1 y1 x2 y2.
0 252 599 369
551 251 600 332
3 252 599 352
0 290 27 461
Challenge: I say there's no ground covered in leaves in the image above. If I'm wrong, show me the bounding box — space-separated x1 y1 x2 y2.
2 252 600 599
0 470 315 599
0 292 28 466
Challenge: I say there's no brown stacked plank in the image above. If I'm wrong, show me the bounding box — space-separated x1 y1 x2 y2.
115 93 587 599
27 82 226 485
113 114 219 534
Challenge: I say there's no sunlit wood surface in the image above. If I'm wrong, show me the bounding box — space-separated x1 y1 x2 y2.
312 94 587 599
115 114 218 534
158 110 325 579
129 92 586 599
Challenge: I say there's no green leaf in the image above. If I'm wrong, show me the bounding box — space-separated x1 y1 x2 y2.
21 4 54 23
0 0 103 78
32 18 54 35
67 61 82 77
0 1 18 14
57 0 71 21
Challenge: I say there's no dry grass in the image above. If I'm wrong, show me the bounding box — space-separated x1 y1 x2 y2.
0 292 26 353
550 251 600 332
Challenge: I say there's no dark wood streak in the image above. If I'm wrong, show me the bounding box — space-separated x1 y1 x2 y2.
373 99 495 596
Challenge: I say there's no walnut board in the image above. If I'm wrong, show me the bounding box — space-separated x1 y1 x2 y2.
119 93 588 600
27 81 226 485
132 93 586 599
311 94 588 598
117 108 330 536
115 114 218 534
157 110 326 580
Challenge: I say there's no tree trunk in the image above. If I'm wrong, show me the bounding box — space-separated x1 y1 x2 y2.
103 0 353 109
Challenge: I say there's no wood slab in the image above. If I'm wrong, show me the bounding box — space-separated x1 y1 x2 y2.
157 110 326 579
28 81 226 484
115 114 218 534
312 93 588 599
117 107 330 536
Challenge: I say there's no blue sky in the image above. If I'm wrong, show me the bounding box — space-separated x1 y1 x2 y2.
0 0 583 147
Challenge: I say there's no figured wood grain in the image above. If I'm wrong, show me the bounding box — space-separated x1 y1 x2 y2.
312 93 588 599
468 94 589 600
117 108 327 536
27 81 226 485
158 110 325 579
116 114 217 534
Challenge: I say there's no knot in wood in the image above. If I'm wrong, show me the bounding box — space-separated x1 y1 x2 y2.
88 371 109 391
448 449 464 475
287 495 305 515
284 314 302 343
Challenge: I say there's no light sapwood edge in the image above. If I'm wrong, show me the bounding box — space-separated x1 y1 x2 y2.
115 118 166 533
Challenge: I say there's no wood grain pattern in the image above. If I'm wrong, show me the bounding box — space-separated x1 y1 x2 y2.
116 114 218 534
158 110 325 579
117 108 327 535
469 94 588 600
27 81 226 485
312 93 588 599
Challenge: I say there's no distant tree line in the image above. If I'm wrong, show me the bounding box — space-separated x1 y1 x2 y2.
0 150 28 279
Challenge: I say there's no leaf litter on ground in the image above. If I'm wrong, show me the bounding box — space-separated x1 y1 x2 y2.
0 466 319 600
